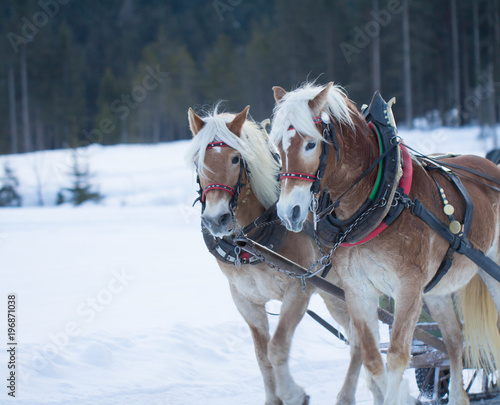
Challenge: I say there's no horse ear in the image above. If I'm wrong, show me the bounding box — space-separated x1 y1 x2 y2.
188 107 205 136
272 86 287 104
227 105 250 136
308 82 333 116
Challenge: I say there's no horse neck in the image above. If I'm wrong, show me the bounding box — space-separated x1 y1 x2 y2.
325 117 380 219
234 174 266 228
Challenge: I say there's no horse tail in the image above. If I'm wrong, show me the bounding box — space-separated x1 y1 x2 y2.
456 273 500 372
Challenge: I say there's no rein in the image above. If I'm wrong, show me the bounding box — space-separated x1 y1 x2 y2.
316 123 393 220
295 92 500 293
311 92 404 248
403 144 500 193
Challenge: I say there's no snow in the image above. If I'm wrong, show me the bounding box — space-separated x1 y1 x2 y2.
0 126 496 404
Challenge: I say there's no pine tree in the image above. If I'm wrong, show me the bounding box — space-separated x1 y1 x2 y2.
57 149 101 206
0 163 22 207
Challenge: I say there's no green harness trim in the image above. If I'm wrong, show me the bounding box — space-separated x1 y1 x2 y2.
368 124 384 201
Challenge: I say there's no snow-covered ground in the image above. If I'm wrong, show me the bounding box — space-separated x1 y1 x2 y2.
0 126 496 404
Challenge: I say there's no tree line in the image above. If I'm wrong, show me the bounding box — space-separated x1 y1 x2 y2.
0 0 498 155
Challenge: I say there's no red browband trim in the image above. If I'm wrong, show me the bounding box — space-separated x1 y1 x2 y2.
207 141 229 148
288 116 323 131
201 183 236 202
279 172 317 182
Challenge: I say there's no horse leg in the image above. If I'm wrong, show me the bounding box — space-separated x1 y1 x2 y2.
424 294 469 405
320 292 383 405
268 283 313 405
383 284 423 405
342 285 388 403
229 284 283 405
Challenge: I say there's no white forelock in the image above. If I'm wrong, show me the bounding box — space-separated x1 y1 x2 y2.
185 106 280 208
270 82 355 145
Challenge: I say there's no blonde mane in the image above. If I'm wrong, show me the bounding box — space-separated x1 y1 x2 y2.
185 108 280 208
270 82 355 145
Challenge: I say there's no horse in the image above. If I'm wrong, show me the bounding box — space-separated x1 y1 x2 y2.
186 105 376 405
269 82 500 405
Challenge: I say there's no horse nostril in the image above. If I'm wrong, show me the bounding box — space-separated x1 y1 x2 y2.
219 213 231 226
291 205 301 222
201 216 211 229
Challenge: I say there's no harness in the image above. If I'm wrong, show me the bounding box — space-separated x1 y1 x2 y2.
313 92 404 247
279 116 339 195
193 141 247 213
194 141 287 266
407 153 500 292
202 202 287 266
298 92 500 292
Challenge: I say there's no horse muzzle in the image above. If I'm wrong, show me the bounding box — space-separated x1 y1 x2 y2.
277 200 308 232
202 211 233 237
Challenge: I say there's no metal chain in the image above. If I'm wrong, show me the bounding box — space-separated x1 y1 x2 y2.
306 200 387 281
241 199 387 293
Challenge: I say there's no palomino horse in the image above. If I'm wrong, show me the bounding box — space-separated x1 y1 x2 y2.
187 105 374 405
270 82 500 405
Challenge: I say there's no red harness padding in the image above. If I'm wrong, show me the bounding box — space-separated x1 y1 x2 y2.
340 144 413 246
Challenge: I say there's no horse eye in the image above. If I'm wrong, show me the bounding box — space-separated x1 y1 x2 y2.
232 156 240 164
305 142 317 151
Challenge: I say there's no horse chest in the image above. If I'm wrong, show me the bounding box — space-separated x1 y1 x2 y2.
220 263 287 303
339 249 401 298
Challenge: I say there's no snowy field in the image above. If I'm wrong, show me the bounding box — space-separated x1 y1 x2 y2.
0 126 497 404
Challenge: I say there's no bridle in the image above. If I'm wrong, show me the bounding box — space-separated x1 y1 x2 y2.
193 141 248 214
278 115 339 195
279 112 398 216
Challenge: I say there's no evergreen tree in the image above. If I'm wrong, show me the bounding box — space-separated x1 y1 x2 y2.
0 162 22 207
0 0 498 154
57 149 102 206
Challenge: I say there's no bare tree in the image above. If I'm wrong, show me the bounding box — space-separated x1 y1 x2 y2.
402 0 412 128
326 17 335 80
20 45 32 152
8 63 18 154
372 0 381 93
473 0 481 81
450 0 461 125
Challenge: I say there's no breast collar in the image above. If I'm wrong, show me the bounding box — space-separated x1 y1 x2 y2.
202 202 287 266
315 92 412 248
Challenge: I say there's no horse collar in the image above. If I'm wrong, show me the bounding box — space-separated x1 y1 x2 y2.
315 92 408 247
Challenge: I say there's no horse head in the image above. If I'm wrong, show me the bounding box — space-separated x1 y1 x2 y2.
187 106 250 237
187 105 280 238
270 82 359 232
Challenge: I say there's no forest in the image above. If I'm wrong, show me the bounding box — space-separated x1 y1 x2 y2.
0 0 498 154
